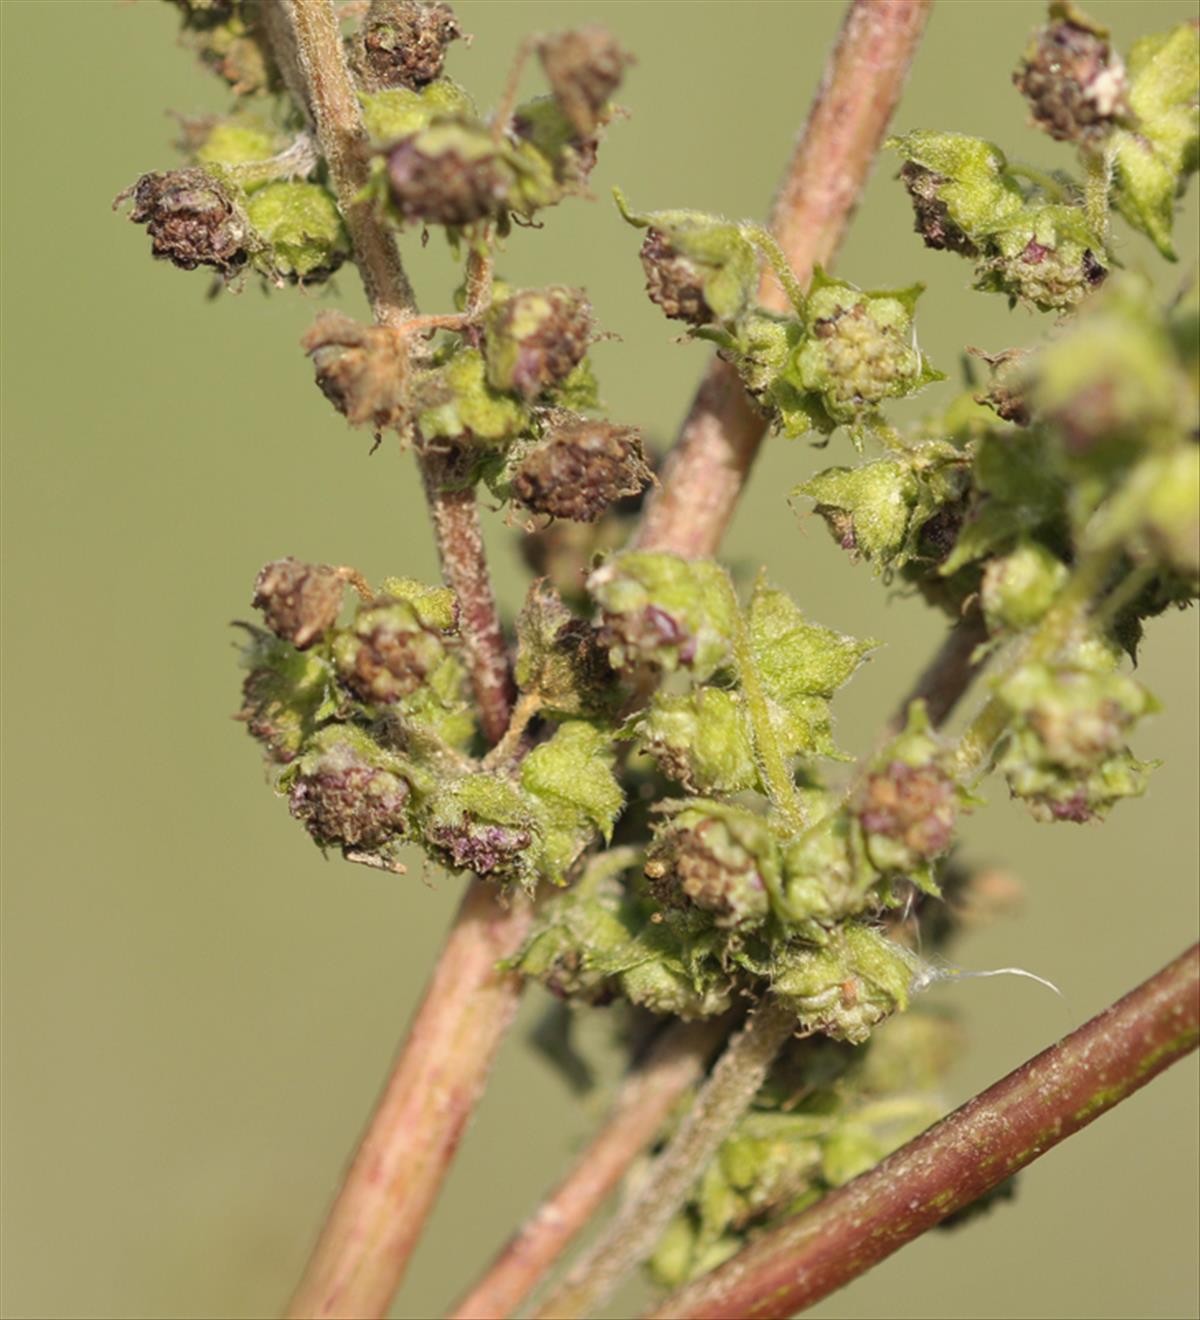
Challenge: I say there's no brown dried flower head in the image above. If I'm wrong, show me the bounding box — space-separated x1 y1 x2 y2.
289 753 411 849
898 161 979 256
355 0 463 91
386 127 510 227
512 420 652 522
124 169 250 274
1013 5 1131 147
302 311 409 431
640 229 713 324
538 26 633 137
485 286 594 399
253 558 346 650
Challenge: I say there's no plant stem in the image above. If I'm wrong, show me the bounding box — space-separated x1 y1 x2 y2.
277 7 524 1318
279 0 513 741
884 605 989 737
634 0 933 558
533 998 800 1320
284 884 533 1320
448 1017 731 1320
647 943 1200 1320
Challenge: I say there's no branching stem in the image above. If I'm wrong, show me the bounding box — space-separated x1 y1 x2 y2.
634 0 933 558
533 998 800 1320
648 944 1200 1320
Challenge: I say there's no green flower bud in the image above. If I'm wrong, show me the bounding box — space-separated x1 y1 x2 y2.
636 688 757 795
768 925 917 1044
1013 3 1131 148
245 181 350 281
790 273 941 425
484 286 594 400
287 724 413 852
1111 21 1200 258
538 26 633 137
615 190 759 326
588 551 737 678
508 419 651 522
981 538 1070 633
122 168 251 276
617 958 733 1020
644 803 777 929
997 652 1158 822
353 0 463 92
301 311 410 432
237 626 335 764
253 558 347 650
386 121 515 227
514 581 617 717
360 78 476 143
415 346 530 448
975 204 1107 312
779 804 880 926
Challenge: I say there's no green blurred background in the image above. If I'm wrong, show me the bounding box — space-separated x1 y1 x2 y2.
2 2 1197 1317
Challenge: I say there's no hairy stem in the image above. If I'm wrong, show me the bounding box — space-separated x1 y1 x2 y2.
634 0 933 558
648 944 1200 1320
278 6 523 1317
448 1017 730 1320
280 0 512 740
533 999 800 1320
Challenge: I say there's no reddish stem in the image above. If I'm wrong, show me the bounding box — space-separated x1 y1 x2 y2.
448 1018 731 1320
647 944 1200 1320
634 0 933 558
285 885 532 1319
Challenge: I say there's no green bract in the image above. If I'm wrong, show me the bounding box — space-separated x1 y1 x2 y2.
1111 22 1200 258
415 346 531 446
615 189 760 326
359 78 476 142
797 442 969 573
245 181 350 280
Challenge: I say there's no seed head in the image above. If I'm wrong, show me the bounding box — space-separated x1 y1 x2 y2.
386 124 512 227
333 597 451 705
485 286 593 400
253 558 346 650
644 808 773 929
355 0 463 92
302 311 409 431
640 229 713 325
124 169 249 275
538 26 633 137
1014 5 1130 148
288 730 412 849
512 420 651 522
898 162 979 256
